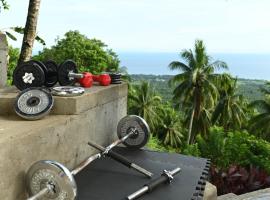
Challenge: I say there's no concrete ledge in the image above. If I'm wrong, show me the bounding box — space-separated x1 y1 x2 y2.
0 84 127 200
0 83 128 115
204 182 218 200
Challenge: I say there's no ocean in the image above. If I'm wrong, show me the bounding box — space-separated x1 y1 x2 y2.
118 52 270 80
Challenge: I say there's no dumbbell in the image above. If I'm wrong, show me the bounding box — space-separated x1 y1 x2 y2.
92 74 111 86
126 168 181 200
58 60 92 87
25 115 152 200
13 60 58 91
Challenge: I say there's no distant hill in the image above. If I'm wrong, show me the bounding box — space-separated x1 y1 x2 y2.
130 74 267 102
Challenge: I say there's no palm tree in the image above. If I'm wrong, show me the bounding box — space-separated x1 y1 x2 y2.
18 0 41 64
169 40 228 144
249 84 270 140
128 81 162 132
156 105 183 148
212 76 247 131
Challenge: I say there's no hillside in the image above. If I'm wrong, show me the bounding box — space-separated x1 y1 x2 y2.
130 74 267 102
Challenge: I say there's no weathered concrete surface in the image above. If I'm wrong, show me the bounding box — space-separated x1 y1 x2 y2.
0 83 127 115
218 188 270 200
0 84 127 200
0 32 8 88
204 182 218 200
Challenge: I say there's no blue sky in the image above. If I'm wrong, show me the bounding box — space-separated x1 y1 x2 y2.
1 0 270 53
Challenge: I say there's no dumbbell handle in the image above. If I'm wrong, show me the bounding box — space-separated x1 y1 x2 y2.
88 141 153 178
68 71 84 79
126 167 181 200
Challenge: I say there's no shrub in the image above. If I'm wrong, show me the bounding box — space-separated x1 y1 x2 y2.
34 30 120 74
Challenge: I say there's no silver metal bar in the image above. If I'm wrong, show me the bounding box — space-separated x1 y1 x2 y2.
130 163 153 178
68 71 84 79
27 187 49 200
71 129 137 176
106 130 135 151
127 186 148 200
170 167 181 176
71 153 101 175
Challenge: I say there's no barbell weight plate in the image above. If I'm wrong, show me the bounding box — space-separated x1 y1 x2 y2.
14 88 54 120
44 60 58 87
26 160 77 200
51 86 85 97
117 115 150 149
13 62 46 91
58 60 78 86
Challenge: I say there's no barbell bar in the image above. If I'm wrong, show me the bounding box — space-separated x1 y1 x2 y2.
26 115 151 200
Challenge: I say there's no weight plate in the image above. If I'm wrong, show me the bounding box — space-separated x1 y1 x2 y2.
111 80 122 84
58 60 78 86
51 86 85 97
13 62 46 91
26 160 77 200
14 88 54 120
117 115 150 149
44 60 58 87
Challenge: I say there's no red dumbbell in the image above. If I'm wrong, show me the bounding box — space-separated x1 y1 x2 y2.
92 74 111 86
76 72 93 88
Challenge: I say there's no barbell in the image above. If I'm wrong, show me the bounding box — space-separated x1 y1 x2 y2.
25 115 151 200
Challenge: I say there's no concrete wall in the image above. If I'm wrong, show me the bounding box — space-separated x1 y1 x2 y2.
0 84 127 199
0 32 8 88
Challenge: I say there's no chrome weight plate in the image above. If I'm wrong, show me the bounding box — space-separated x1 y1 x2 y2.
117 115 150 149
14 88 53 120
26 160 77 200
51 86 85 97
13 61 46 91
58 60 78 86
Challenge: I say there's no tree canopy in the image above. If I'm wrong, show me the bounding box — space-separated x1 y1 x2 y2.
34 30 120 74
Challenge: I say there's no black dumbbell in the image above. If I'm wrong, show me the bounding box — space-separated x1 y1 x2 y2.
13 60 58 90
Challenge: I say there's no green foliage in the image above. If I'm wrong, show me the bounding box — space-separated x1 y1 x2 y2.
249 82 270 141
212 76 248 131
128 81 162 132
181 143 201 157
34 30 119 73
130 75 267 104
155 104 184 148
1 27 46 45
146 136 179 153
7 46 20 85
188 127 270 173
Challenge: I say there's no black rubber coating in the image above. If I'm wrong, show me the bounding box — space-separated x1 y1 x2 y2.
108 150 132 167
145 174 168 192
44 60 58 87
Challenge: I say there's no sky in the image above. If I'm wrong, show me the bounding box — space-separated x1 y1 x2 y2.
0 0 270 53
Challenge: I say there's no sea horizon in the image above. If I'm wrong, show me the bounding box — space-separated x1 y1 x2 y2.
118 52 270 81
